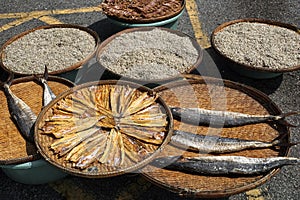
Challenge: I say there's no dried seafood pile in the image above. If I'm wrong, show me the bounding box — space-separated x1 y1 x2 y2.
101 0 184 22
39 84 168 170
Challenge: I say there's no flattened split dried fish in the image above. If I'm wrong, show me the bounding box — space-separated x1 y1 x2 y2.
1 75 36 142
151 155 300 175
171 130 295 153
40 84 168 170
171 107 299 127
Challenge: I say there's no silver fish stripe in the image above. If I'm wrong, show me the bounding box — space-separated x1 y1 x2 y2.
152 155 300 175
34 66 56 107
171 130 282 153
170 107 299 127
2 76 37 142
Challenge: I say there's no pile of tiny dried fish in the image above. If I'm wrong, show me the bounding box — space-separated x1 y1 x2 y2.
101 0 183 22
39 84 168 169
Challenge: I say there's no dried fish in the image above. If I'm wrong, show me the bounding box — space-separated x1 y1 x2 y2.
43 116 105 138
66 131 107 162
74 134 107 169
42 84 168 169
1 75 36 142
171 107 299 127
151 155 300 175
50 127 100 156
124 92 158 116
171 130 291 153
34 65 56 107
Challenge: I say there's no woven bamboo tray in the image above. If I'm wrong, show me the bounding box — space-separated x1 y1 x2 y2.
0 24 99 76
96 27 203 85
102 0 185 24
0 76 74 165
141 75 291 198
34 80 173 178
211 18 300 75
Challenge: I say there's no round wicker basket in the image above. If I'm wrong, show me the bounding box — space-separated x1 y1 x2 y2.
0 75 74 165
0 24 100 77
211 18 300 79
142 75 291 198
96 27 203 84
34 80 173 178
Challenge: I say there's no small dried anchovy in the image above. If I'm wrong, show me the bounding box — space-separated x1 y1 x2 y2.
171 107 299 127
170 130 293 153
151 155 300 175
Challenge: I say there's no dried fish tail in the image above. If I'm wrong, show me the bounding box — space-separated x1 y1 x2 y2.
34 65 56 107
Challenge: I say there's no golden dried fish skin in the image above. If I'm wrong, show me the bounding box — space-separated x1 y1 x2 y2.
40 84 168 170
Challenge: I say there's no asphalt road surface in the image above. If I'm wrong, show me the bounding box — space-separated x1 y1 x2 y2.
0 1 299 200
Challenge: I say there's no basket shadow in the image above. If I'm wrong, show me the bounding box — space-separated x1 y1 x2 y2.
88 18 125 42
192 47 283 95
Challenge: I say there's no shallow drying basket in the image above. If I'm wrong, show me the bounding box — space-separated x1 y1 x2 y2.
102 0 186 24
0 24 99 77
141 75 291 198
0 76 74 165
96 27 203 84
211 18 300 79
34 80 173 178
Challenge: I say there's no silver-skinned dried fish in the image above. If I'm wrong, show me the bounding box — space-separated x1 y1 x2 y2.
1 74 36 142
171 130 293 153
171 107 299 127
34 65 56 107
151 155 300 175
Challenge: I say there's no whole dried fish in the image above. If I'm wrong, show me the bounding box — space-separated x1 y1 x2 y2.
34 66 56 107
171 130 291 153
1 75 36 142
152 155 300 175
171 107 299 127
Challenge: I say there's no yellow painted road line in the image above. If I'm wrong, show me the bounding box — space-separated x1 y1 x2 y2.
0 16 35 32
246 188 266 200
185 0 210 48
49 178 96 200
0 5 102 19
38 15 64 25
51 5 102 15
0 10 51 19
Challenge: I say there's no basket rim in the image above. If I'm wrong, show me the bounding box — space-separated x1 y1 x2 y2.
34 79 174 178
96 26 203 84
101 0 186 24
211 18 300 73
0 24 100 76
141 74 291 198
0 75 75 165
